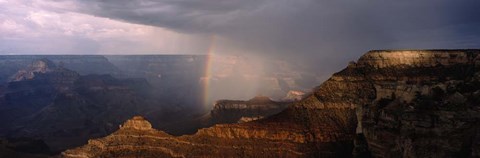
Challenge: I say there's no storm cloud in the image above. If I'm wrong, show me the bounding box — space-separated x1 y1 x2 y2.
1 0 480 74
70 0 480 70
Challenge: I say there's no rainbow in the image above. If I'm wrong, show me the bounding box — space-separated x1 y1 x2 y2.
202 35 217 110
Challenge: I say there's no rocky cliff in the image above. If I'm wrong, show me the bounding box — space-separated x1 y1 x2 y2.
63 50 480 157
354 50 480 157
210 96 289 123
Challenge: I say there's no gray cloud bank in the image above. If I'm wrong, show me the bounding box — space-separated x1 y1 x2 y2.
70 0 480 72
2 0 480 75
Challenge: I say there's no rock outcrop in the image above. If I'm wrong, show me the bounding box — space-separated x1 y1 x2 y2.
63 114 352 158
354 50 480 157
62 50 480 157
210 96 289 123
119 116 153 130
12 59 58 81
283 90 306 101
10 59 80 89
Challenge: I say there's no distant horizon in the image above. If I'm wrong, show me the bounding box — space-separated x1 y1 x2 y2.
3 48 480 56
0 53 208 56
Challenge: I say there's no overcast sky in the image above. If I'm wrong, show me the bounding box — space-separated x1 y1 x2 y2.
1 0 480 73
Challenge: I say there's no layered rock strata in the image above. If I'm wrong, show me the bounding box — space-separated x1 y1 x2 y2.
210 96 289 123
63 50 480 157
355 50 480 157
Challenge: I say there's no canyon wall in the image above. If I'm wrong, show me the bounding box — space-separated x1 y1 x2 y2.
0 58 208 152
210 96 289 123
62 50 480 157
355 50 480 157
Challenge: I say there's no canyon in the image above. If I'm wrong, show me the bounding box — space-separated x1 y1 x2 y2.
209 96 290 124
62 50 480 157
0 55 315 156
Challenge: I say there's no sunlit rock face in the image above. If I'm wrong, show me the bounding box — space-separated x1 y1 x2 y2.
283 90 306 101
353 50 480 157
63 50 480 157
357 50 475 68
120 116 153 131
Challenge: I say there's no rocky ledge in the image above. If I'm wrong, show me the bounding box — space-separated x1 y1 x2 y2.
210 96 289 123
119 116 153 130
63 50 480 157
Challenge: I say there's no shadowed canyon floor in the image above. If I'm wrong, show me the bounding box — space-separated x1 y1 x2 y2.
62 50 480 157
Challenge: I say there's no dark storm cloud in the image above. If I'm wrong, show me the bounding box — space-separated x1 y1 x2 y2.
72 0 264 32
70 0 480 73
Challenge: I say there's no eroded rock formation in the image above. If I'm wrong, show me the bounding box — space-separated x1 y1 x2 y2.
63 50 480 157
210 96 289 123
355 50 480 157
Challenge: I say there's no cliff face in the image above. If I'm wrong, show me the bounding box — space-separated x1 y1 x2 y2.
63 50 480 157
354 50 480 157
210 96 289 123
